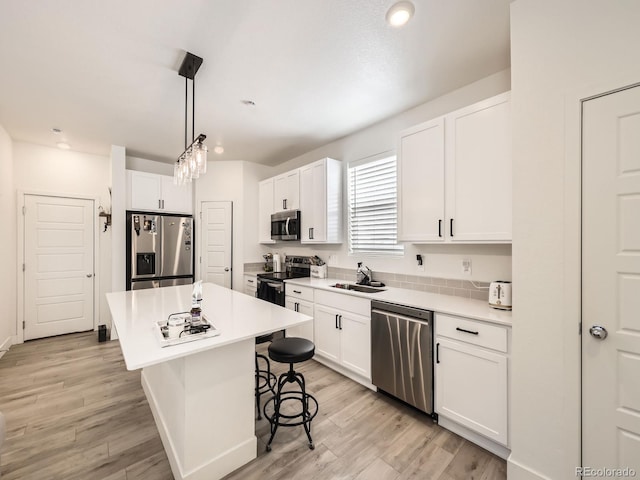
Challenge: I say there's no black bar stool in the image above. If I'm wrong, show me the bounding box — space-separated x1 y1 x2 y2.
263 337 318 452
255 333 276 420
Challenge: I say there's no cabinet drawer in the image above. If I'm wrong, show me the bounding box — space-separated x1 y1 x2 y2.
315 289 370 317
285 284 314 302
435 314 508 353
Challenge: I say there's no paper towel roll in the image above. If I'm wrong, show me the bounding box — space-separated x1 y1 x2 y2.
273 253 282 272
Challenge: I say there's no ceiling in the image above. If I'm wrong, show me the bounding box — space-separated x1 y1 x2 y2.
0 0 511 166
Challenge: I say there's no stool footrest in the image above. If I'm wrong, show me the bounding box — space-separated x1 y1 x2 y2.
263 392 318 427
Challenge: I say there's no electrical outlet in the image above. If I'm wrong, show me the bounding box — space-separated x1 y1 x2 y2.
462 258 472 275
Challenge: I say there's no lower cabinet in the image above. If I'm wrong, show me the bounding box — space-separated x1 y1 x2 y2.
435 313 509 447
243 274 257 297
285 284 315 341
314 291 371 380
285 297 314 341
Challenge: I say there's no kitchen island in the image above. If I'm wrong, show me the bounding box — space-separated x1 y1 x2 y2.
106 283 312 480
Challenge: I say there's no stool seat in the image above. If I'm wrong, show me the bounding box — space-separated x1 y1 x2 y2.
268 337 315 364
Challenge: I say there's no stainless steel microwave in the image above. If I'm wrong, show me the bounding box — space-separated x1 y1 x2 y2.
271 210 301 241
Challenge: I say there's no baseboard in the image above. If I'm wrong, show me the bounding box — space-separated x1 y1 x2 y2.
312 355 376 391
507 456 553 480
438 416 510 460
0 336 12 360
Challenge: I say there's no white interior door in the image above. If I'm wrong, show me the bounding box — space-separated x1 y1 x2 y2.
24 195 95 340
200 201 232 288
582 84 640 472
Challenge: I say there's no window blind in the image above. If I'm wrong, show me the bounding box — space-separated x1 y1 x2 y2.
348 155 404 255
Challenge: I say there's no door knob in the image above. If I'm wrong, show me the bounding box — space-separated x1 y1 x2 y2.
224 267 230 272
589 325 608 340
86 274 93 278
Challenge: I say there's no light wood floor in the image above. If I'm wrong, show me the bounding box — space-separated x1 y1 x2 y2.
0 332 506 480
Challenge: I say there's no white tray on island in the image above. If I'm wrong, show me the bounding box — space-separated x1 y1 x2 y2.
155 315 221 347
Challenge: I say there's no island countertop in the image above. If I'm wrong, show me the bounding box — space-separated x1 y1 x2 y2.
106 283 312 370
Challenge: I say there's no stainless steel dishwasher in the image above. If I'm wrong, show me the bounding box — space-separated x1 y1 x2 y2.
371 300 434 415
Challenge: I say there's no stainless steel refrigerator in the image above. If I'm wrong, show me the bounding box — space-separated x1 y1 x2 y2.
126 212 194 290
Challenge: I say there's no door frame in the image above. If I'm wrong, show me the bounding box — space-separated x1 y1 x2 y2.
562 76 640 474
16 190 100 344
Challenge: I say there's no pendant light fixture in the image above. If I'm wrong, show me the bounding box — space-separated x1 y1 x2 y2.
174 52 208 185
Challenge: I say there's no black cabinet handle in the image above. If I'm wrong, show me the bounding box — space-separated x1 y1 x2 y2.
283 199 287 210
436 343 440 364
438 219 442 237
296 302 300 312
450 218 454 237
293 290 302 294
456 327 479 335
335 314 339 329
309 227 314 239
339 315 342 330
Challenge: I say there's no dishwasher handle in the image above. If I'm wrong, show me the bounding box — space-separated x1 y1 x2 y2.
371 309 431 326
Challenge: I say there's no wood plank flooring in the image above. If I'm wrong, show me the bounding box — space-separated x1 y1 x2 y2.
0 332 506 479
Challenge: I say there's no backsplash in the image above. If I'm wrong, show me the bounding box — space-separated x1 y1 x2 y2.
243 263 490 301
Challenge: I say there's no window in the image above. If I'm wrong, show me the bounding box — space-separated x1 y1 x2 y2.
348 154 404 255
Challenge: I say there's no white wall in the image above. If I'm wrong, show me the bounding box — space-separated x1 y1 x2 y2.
257 69 513 282
509 1 640 479
13 142 113 329
0 125 16 353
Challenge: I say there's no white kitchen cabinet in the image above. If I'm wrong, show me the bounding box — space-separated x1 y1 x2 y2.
445 92 511 242
285 284 314 341
314 290 371 380
285 298 314 341
243 274 257 297
273 169 300 211
300 158 342 244
435 313 509 446
258 178 275 244
396 92 511 243
127 170 192 214
397 118 445 242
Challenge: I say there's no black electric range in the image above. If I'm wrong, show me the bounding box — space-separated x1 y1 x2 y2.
257 256 311 306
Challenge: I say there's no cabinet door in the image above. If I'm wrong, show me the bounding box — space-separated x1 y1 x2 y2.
129 171 162 211
397 118 445 242
274 170 300 211
285 298 314 341
435 337 508 445
243 275 257 297
340 311 371 379
313 304 341 362
161 176 193 214
258 178 275 243
300 161 327 243
445 92 511 242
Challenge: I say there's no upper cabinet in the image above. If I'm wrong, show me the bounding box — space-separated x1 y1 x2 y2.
258 178 276 244
300 158 343 244
273 169 300 211
397 118 445 242
397 92 512 243
127 170 193 214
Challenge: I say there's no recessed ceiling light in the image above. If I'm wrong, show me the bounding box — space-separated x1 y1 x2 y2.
52 127 62 134
213 145 224 155
386 1 415 27
56 142 71 150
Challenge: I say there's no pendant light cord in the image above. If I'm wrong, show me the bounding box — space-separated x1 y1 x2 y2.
192 75 195 143
184 76 188 151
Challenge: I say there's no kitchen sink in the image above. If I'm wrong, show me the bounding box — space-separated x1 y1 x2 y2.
330 283 386 293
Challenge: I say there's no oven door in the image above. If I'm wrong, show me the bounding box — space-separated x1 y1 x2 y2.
257 278 285 306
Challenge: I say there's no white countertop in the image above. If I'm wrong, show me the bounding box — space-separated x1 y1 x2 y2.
284 277 512 326
106 283 312 370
